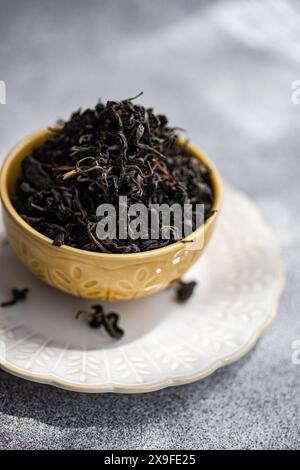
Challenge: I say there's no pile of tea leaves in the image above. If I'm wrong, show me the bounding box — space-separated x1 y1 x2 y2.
13 94 214 253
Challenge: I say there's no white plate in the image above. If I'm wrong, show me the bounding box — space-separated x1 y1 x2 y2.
0 184 284 393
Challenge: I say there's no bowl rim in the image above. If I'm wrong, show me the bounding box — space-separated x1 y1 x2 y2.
0 127 222 260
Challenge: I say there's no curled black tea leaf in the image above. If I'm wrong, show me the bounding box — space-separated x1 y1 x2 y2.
76 304 124 340
1 288 30 308
175 280 197 303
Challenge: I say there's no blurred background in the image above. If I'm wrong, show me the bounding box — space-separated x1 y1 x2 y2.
0 0 299 450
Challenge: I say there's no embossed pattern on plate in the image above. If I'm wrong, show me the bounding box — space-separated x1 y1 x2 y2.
0 184 284 393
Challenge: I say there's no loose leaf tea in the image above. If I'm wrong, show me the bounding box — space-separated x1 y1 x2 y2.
14 94 214 253
175 280 197 302
1 288 29 307
76 305 124 340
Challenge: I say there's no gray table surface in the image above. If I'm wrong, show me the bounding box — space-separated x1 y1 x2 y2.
0 0 299 450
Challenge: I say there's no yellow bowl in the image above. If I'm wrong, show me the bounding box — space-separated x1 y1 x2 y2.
0 128 222 300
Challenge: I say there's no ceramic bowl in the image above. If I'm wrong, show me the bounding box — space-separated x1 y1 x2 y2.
0 128 222 300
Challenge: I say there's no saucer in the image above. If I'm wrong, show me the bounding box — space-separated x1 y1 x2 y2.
0 184 284 393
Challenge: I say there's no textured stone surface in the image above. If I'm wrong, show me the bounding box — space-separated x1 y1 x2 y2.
0 0 299 450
